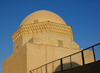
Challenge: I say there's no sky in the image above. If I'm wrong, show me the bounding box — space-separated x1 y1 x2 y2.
0 0 100 73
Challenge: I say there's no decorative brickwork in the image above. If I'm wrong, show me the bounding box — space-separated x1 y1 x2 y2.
12 21 79 53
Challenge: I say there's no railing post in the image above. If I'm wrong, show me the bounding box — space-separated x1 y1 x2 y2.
92 46 96 62
60 59 63 71
45 64 47 73
52 62 54 72
70 55 72 68
81 50 85 65
37 69 38 73
41 67 42 73
30 71 32 73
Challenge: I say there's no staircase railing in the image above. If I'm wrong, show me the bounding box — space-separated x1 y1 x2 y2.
30 43 100 73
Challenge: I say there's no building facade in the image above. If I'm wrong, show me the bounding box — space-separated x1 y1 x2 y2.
2 10 94 73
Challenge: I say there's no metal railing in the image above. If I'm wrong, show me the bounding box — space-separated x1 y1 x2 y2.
30 43 100 73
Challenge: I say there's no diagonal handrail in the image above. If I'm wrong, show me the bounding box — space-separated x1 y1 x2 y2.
30 43 100 73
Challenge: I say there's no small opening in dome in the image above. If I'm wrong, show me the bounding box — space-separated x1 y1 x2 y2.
34 20 38 23
58 40 63 47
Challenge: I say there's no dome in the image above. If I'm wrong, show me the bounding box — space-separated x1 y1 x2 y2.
20 10 66 26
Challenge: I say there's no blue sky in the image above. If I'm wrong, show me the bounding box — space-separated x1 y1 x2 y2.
0 0 100 72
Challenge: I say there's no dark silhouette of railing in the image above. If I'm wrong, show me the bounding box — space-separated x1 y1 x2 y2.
30 43 100 73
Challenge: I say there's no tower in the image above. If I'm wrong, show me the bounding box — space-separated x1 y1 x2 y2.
12 10 79 53
2 10 93 73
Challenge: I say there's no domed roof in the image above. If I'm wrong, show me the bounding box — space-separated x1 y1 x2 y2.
20 10 66 26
